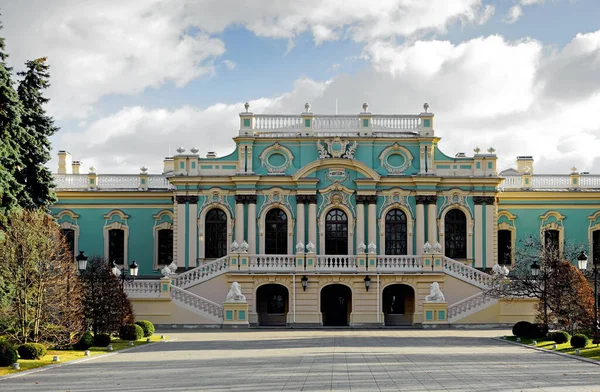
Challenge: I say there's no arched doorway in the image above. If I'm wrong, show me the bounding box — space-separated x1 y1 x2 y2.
444 209 467 259
382 284 415 326
385 209 407 255
320 284 352 326
265 208 287 254
325 209 348 255
256 284 289 326
205 208 227 259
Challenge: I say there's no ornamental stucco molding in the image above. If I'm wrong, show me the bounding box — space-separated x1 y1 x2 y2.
437 191 473 219
198 189 233 217
379 142 414 175
257 189 294 219
316 136 358 159
378 190 414 219
317 183 356 218
259 142 294 174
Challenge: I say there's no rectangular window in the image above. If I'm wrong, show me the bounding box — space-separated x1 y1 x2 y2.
497 229 512 265
108 229 125 264
158 229 173 265
487 162 493 169
61 229 75 259
544 229 560 258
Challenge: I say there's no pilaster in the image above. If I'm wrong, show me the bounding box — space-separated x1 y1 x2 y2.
296 195 307 249
246 195 257 254
425 195 437 244
415 196 426 255
307 195 317 253
234 195 245 244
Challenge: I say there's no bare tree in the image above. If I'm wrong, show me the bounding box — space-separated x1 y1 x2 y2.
0 209 84 345
80 256 134 336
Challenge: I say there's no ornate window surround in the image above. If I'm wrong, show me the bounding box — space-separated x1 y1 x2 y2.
378 188 414 255
153 210 174 270
438 202 474 260
259 142 294 174
103 209 129 265
540 210 565 253
378 142 414 175
258 204 294 255
318 203 355 255
55 210 80 260
588 211 600 263
198 203 233 262
497 210 517 265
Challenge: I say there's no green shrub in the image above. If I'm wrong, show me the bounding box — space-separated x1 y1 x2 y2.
119 324 144 341
94 333 112 347
17 343 47 360
512 321 532 337
550 331 571 344
571 334 590 349
527 323 548 339
0 341 18 366
134 320 155 337
74 332 94 350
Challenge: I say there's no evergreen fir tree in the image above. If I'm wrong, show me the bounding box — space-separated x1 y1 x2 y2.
0 20 25 227
17 57 58 209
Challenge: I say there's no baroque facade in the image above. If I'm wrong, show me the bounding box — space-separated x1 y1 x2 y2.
50 103 600 327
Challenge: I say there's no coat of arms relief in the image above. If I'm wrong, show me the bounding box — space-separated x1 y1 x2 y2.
317 136 358 159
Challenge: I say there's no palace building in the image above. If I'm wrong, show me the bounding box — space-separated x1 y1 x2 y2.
50 103 600 327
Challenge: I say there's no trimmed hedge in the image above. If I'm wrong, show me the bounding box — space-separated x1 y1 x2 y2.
119 324 144 341
550 331 570 344
74 332 94 350
571 334 590 349
528 323 548 339
512 321 532 337
0 341 18 366
135 320 155 338
94 333 112 347
17 343 47 360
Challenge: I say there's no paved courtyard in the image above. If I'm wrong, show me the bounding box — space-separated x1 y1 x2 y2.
2 329 600 391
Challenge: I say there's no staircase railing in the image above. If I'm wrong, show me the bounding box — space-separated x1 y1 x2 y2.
171 286 223 321
442 257 493 289
172 256 229 289
447 291 497 322
124 280 161 298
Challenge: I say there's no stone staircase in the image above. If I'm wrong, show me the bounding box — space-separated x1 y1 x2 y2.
447 291 498 322
442 257 494 289
172 256 229 289
170 286 223 322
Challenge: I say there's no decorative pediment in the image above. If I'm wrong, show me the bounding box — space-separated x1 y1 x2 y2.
104 209 129 225
379 189 413 218
437 190 473 219
318 183 355 218
199 188 233 216
257 188 294 218
317 136 357 159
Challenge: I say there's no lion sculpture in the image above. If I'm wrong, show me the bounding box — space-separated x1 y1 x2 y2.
424 282 445 303
225 282 247 303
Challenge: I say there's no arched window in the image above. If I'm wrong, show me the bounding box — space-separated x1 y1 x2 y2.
205 209 227 258
108 229 125 264
325 209 348 255
157 229 173 265
265 208 287 254
385 209 407 255
61 228 75 259
444 209 467 259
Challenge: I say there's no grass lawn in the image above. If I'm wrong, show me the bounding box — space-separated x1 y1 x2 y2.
504 335 600 360
0 335 166 376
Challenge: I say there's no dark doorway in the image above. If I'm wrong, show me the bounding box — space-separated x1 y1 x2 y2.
544 229 560 256
256 284 289 326
444 209 467 259
205 209 227 258
265 208 287 254
382 284 415 326
497 229 512 265
385 209 407 255
325 209 348 255
593 230 600 266
321 284 352 326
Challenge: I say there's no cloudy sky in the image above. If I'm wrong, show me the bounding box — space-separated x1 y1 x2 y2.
2 0 600 174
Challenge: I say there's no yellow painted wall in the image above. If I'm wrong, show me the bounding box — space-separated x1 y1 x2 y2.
186 272 230 304
459 298 538 324
132 298 220 325
442 274 482 305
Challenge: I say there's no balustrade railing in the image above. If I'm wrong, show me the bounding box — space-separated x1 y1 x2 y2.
316 255 357 271
249 255 296 271
124 280 161 298
447 292 497 321
53 173 173 190
171 286 223 320
376 256 423 272
53 174 88 189
372 115 420 130
313 116 360 130
442 257 493 289
97 175 140 189
173 256 229 289
501 174 600 190
148 175 175 189
254 115 303 130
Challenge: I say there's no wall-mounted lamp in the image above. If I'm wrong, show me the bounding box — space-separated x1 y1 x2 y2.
301 275 308 292
364 275 371 292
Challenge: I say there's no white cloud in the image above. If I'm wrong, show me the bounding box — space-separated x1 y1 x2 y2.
520 0 545 5
504 5 524 24
222 60 237 70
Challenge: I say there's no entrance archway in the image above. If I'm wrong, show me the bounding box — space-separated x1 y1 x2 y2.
382 284 415 326
256 284 289 326
320 284 352 326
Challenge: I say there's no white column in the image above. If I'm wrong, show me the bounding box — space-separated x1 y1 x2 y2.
247 199 257 253
427 202 437 244
188 201 198 267
235 197 245 244
474 203 483 268
368 201 377 247
176 200 186 266
416 201 425 255
485 202 495 268
308 198 317 251
356 201 365 251
296 201 305 249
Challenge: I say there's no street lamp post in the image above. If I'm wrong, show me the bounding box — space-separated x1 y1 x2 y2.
530 261 548 326
577 251 598 346
111 260 139 291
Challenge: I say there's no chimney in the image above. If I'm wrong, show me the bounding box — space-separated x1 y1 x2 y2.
57 151 72 174
206 151 217 159
72 161 82 174
517 156 534 174
162 157 174 174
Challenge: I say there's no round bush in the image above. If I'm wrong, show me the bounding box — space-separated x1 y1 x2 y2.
550 331 571 344
94 333 112 347
512 321 532 337
17 343 47 360
571 334 590 349
134 320 155 338
527 323 549 339
0 341 17 366
74 332 94 350
119 324 144 341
